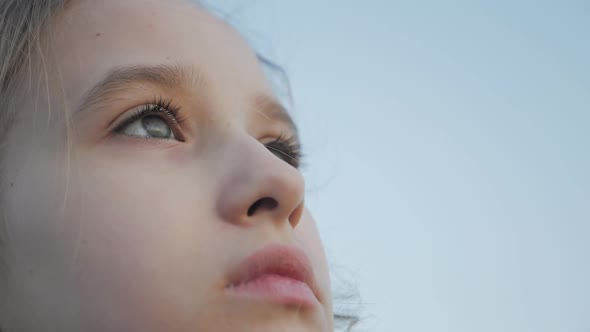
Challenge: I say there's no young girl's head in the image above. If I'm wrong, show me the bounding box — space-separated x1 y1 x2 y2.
0 0 335 330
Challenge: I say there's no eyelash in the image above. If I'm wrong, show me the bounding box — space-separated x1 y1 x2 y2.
265 133 303 169
113 97 185 139
112 97 303 168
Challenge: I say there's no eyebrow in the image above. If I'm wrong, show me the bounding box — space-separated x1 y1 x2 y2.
76 64 203 114
75 64 298 135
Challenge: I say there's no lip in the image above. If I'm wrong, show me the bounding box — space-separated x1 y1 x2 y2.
225 244 320 307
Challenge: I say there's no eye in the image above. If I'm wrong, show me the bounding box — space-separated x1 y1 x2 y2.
118 114 175 139
113 99 184 141
264 134 302 169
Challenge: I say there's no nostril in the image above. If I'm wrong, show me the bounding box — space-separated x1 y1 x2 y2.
247 197 278 217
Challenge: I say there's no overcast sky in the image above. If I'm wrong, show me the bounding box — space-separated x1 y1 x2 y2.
211 1 589 331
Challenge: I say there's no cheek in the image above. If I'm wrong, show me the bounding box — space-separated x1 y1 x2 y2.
57 156 227 326
294 210 333 315
2 128 72 279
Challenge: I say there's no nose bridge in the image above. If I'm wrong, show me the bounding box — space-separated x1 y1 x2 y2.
215 134 305 228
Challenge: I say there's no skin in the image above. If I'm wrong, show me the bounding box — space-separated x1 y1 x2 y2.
0 0 333 331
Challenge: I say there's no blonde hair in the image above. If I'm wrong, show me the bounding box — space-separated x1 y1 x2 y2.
0 0 66 141
0 0 68 310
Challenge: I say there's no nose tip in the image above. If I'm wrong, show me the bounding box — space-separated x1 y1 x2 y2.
215 139 305 228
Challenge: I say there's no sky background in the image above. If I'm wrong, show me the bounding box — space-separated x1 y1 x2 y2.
209 1 589 331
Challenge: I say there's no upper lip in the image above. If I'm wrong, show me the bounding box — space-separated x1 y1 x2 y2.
226 243 320 300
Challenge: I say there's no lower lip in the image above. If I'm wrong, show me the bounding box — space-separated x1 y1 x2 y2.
226 274 318 307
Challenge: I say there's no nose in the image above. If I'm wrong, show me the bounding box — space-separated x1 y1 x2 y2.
215 136 305 229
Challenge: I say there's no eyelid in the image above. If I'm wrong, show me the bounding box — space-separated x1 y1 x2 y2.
259 129 299 143
112 104 173 129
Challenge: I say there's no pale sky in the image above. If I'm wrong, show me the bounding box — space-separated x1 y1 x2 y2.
210 1 589 331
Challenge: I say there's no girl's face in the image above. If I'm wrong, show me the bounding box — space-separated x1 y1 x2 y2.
0 0 333 331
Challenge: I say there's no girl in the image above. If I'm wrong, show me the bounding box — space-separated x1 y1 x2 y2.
0 0 355 330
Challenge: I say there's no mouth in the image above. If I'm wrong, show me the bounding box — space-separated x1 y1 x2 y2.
225 244 320 308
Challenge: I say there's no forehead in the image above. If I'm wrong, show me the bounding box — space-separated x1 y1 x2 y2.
48 0 269 108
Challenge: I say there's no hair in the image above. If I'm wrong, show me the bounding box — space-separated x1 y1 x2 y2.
0 0 64 138
0 1 360 331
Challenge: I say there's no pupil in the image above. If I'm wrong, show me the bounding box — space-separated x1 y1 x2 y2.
142 115 171 138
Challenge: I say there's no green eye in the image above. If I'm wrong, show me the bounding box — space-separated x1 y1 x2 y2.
113 100 183 141
142 115 172 138
118 114 173 139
